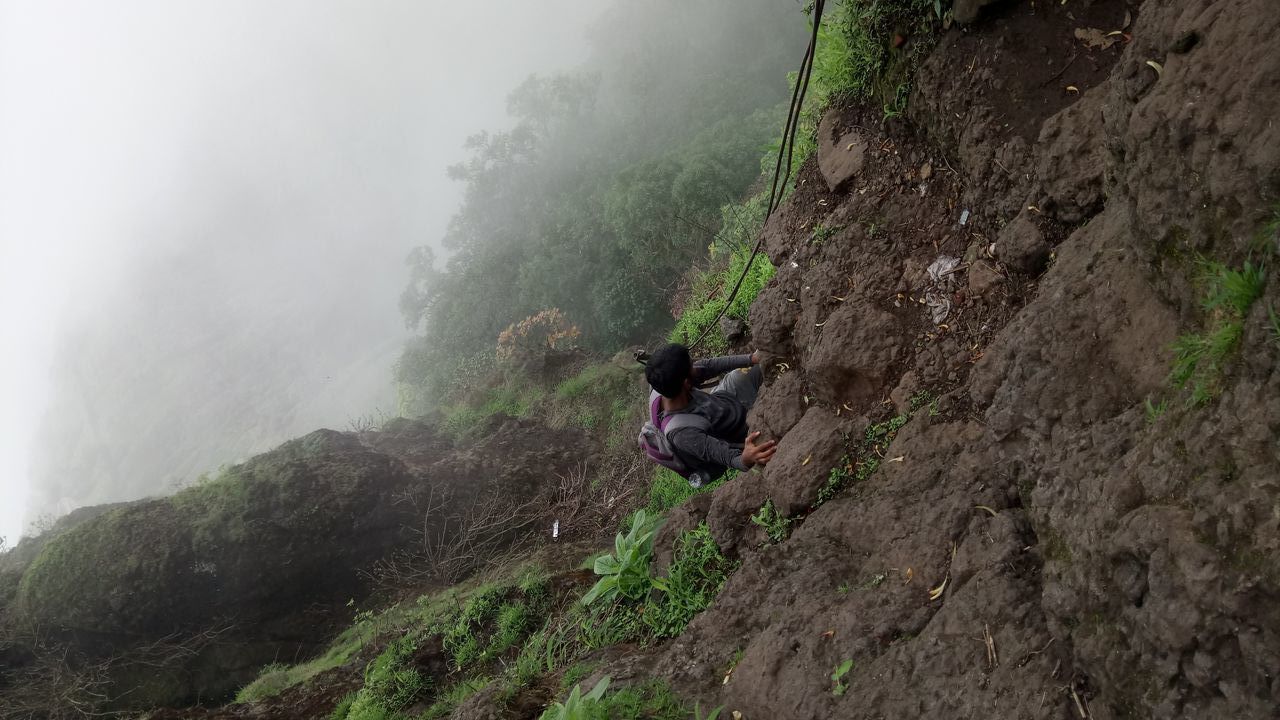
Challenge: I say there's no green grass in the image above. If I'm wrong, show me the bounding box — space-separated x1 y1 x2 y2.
1169 259 1267 405
669 233 776 354
644 468 728 517
440 361 641 446
643 524 739 639
420 676 491 719
560 661 600 691
235 597 430 705
333 634 427 719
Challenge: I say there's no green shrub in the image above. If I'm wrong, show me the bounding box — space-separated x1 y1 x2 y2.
573 599 648 650
364 635 426 708
489 602 531 657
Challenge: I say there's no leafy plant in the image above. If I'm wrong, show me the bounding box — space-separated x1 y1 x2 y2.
831 658 854 696
810 223 840 244
908 389 935 412
750 500 792 544
582 510 665 605
817 458 853 506
539 677 611 720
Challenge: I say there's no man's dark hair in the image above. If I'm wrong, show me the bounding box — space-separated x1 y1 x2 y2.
645 343 692 398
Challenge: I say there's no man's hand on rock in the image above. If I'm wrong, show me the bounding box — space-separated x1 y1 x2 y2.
741 431 777 469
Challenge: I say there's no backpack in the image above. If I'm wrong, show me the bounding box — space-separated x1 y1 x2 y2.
638 390 710 484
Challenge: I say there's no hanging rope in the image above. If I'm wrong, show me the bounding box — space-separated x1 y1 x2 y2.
687 0 826 350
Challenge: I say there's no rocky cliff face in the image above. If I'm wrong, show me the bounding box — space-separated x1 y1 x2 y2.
1 417 586 709
636 1 1280 717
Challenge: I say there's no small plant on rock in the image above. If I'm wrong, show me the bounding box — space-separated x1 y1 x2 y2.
831 658 854 696
1144 397 1168 424
750 500 792 544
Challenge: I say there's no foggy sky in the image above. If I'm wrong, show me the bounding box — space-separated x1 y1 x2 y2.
0 1 607 543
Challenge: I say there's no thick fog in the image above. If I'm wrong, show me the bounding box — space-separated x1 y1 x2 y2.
0 1 609 543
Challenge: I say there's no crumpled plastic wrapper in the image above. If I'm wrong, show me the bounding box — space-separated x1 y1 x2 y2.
923 255 961 324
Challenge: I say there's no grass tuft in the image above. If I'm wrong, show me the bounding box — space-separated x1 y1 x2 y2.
1169 259 1266 405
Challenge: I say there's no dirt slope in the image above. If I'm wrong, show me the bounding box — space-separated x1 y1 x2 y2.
625 1 1280 718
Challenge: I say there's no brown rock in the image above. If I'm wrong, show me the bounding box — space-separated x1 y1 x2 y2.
816 110 869 193
1034 83 1107 224
803 303 904 407
967 260 1003 296
747 369 807 442
759 406 858 516
705 474 771 557
996 211 1052 274
889 371 920 417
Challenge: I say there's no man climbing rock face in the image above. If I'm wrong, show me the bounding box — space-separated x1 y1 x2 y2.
644 343 777 481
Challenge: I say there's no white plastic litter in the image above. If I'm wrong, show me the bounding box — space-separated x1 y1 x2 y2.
927 255 961 283
924 292 952 325
924 255 962 324
959 209 970 226
552 519 560 539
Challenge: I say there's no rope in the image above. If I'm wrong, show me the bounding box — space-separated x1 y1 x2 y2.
687 0 826 350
